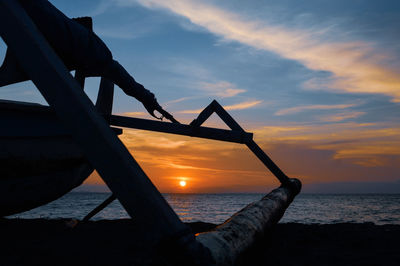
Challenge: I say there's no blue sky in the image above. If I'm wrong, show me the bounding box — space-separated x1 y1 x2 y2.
1 0 399 192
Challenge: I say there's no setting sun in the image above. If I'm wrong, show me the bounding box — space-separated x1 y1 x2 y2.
179 180 187 187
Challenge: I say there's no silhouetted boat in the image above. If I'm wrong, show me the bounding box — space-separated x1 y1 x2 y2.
0 78 117 217
0 99 95 216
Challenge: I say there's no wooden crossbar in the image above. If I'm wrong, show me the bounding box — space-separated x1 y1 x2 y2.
110 115 253 144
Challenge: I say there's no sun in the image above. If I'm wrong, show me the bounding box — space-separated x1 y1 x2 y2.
179 180 187 187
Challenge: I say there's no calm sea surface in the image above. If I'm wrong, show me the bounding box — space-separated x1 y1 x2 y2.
9 193 400 225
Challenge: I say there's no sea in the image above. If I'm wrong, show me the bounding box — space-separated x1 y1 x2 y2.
9 193 400 225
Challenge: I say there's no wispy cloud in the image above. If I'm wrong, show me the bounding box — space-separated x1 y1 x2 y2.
122 0 400 101
224 100 262 110
121 130 187 149
180 100 262 114
275 103 357 116
163 97 192 106
120 111 147 117
318 111 365 122
199 81 246 98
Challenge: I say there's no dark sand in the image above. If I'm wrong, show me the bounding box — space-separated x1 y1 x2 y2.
1 219 399 265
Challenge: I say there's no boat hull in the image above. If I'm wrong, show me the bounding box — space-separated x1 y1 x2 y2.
0 100 93 216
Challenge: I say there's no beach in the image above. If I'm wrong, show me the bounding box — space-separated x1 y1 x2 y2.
1 218 399 265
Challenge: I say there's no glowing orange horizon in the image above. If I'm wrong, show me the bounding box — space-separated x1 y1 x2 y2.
83 123 400 193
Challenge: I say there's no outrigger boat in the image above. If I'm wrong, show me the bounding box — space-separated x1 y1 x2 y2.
0 1 301 265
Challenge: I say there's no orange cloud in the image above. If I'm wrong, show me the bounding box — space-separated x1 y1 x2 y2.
224 100 262 110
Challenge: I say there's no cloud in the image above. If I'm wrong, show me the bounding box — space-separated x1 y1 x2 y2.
180 100 262 114
126 0 400 101
199 81 246 98
120 111 147 117
275 103 357 116
163 97 192 106
253 122 400 167
149 57 247 101
121 130 187 149
318 111 365 122
114 128 280 192
224 100 262 110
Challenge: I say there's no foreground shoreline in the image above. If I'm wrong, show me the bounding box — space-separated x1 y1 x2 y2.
1 219 399 265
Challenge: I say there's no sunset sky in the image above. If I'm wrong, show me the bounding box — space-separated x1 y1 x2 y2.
2 0 400 193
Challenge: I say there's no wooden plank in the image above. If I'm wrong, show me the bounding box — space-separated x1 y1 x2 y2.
110 115 253 144
0 0 188 242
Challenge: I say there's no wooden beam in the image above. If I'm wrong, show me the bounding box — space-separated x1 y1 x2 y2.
246 140 290 184
189 100 216 127
211 100 244 131
95 78 114 121
110 115 253 144
0 0 188 242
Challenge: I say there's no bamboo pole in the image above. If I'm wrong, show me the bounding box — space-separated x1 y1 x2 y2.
197 178 301 266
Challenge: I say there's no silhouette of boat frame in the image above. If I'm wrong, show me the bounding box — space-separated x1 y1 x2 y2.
0 1 301 264
0 78 119 216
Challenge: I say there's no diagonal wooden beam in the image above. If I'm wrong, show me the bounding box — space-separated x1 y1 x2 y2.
189 100 217 127
0 0 189 242
211 100 244 131
246 140 290 184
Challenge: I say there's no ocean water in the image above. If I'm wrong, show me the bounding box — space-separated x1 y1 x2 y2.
9 193 400 225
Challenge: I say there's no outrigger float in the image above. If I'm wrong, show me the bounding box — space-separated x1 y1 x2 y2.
0 1 301 265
